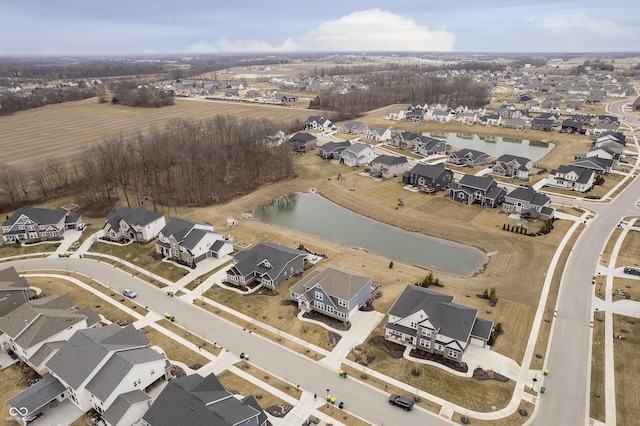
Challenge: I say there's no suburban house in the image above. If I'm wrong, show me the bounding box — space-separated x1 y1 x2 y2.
337 121 368 134
456 112 477 125
155 217 233 266
2 207 83 244
502 187 555 220
0 266 33 317
142 373 268 426
502 118 526 131
447 148 492 167
305 116 335 132
390 131 420 150
579 146 620 163
405 110 425 123
290 266 375 322
363 126 392 142
568 156 613 174
431 110 453 123
10 324 170 426
592 132 626 154
492 154 533 180
593 122 619 136
0 294 100 375
402 163 453 193
413 136 450 156
369 155 408 179
288 132 317 154
480 113 502 127
340 142 377 167
449 175 506 207
103 207 166 243
225 242 307 289
547 165 595 192
384 286 493 364
408 102 428 112
531 118 555 131
318 140 351 160
384 109 405 121
560 119 585 134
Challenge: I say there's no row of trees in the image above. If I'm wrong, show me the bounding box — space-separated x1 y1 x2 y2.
309 71 491 120
0 116 297 214
0 86 97 115
109 80 174 108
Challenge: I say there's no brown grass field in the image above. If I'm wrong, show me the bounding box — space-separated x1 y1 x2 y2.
0 97 322 173
590 310 606 422
613 314 640 426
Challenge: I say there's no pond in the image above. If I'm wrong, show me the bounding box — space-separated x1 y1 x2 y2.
253 193 487 277
428 133 554 162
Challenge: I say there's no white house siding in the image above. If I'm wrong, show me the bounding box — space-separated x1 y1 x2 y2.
101 359 166 409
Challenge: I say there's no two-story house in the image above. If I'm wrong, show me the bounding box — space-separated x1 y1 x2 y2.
547 165 594 192
290 266 374 322
305 116 334 132
288 132 318 154
155 217 233 266
384 109 405 121
103 207 165 243
2 207 83 244
318 141 351 160
492 154 533 180
0 266 33 317
369 155 408 180
363 126 392 142
0 294 100 375
340 143 376 167
447 148 491 167
337 121 368 135
413 136 450 157
402 164 453 193
390 131 420 150
385 286 493 364
7 324 170 426
225 243 307 289
449 175 506 207
502 187 555 220
142 373 268 426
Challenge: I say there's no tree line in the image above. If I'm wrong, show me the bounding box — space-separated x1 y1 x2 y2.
0 85 97 115
108 80 175 108
309 71 491 120
0 116 297 215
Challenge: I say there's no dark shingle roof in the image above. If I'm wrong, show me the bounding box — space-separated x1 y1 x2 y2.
371 154 407 167
408 163 450 180
229 243 306 280
2 207 67 227
6 374 65 415
102 390 151 426
459 174 495 191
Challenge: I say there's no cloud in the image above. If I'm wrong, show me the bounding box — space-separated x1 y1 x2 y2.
532 12 633 38
187 9 455 53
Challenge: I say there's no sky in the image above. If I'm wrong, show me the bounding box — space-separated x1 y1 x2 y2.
1 1 638 55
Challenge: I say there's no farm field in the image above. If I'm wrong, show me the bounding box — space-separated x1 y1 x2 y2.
0 97 322 173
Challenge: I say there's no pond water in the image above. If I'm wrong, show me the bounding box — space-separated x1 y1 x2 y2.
253 193 487 277
428 133 554 162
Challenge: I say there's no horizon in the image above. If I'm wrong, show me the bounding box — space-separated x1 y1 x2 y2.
2 2 638 55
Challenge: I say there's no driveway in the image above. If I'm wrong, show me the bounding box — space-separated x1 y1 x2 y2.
28 398 84 426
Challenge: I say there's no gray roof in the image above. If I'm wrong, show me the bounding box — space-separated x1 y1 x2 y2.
105 207 164 232
458 174 496 191
451 148 488 161
0 294 92 349
569 157 613 172
2 207 67 227
210 239 226 253
291 266 371 302
320 141 350 153
551 165 594 184
6 374 65 416
506 187 550 207
344 142 372 155
159 217 212 242
408 163 450 180
371 154 407 167
46 324 149 389
387 286 482 343
86 347 165 401
0 266 31 317
228 243 306 280
29 340 66 367
102 390 151 426
471 318 494 341
497 154 531 167
143 373 263 426
289 132 316 143
0 266 29 291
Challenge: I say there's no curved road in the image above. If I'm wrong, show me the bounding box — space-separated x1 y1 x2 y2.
533 124 640 423
6 257 449 426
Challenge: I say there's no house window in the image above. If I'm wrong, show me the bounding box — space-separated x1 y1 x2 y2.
292 292 298 298
337 298 347 307
422 329 431 337
447 349 458 358
313 301 324 310
315 291 323 301
435 344 443 351
410 322 416 328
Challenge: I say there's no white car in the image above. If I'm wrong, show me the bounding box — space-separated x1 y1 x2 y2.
122 289 137 298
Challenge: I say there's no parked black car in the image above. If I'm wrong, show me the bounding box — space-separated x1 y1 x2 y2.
388 394 414 411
